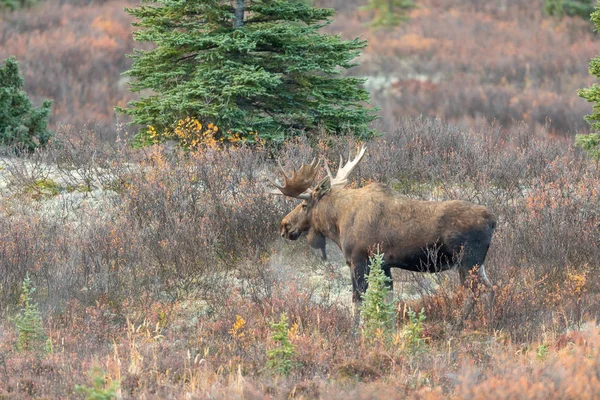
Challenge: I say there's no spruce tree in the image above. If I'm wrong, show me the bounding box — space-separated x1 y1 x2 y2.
360 250 395 344
0 0 38 11
578 5 600 160
118 0 378 144
14 274 46 352
0 57 53 151
544 0 596 19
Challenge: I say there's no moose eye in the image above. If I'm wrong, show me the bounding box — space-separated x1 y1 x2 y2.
301 203 308 210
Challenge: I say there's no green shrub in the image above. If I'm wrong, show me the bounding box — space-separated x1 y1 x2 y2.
0 57 53 151
360 249 395 344
361 0 415 27
75 365 119 400
0 0 39 11
578 5 600 160
266 313 296 376
544 0 596 19
537 342 550 360
575 132 600 161
14 274 46 352
400 307 427 354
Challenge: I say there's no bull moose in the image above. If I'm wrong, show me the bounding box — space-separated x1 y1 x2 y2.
269 146 496 324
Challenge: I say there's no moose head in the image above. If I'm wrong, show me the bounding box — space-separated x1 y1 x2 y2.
269 147 366 244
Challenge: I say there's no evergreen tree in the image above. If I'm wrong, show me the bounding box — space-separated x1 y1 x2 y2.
266 313 296 375
578 5 600 160
14 274 46 352
360 249 395 344
361 0 415 28
0 0 39 12
544 0 596 19
0 57 53 151
118 0 378 144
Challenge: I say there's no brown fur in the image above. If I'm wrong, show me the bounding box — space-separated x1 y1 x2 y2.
280 182 496 322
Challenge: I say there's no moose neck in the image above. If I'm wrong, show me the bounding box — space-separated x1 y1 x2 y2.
310 188 350 248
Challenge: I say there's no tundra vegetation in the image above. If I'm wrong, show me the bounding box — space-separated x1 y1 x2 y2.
1 0 600 399
0 117 599 398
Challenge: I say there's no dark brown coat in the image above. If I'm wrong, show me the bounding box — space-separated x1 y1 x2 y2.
281 182 496 304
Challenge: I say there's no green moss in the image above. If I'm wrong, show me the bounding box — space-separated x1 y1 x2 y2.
26 179 61 199
391 175 441 196
66 183 93 193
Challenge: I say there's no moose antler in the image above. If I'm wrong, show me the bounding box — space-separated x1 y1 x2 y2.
268 158 320 200
325 146 366 188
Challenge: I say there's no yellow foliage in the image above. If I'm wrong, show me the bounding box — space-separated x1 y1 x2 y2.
229 315 246 341
146 117 257 150
288 320 299 341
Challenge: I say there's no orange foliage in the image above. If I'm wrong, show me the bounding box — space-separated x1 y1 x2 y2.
0 0 136 127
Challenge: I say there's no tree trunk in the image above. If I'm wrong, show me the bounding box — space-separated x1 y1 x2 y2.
234 0 244 28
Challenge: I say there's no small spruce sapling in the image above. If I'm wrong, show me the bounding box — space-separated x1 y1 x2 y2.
544 0 596 19
266 313 296 376
75 365 119 400
14 273 46 352
400 307 427 354
361 0 415 28
360 249 396 344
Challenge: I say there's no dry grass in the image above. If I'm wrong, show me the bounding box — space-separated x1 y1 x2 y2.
0 118 598 398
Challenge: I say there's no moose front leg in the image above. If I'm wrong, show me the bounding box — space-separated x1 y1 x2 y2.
349 259 368 329
351 260 368 302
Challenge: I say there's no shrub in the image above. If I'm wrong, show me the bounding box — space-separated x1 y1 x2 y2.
361 0 415 27
398 307 427 354
14 274 46 352
0 57 53 151
577 5 600 160
575 131 600 161
142 117 250 149
266 313 297 376
544 0 596 19
360 249 395 344
75 365 119 400
0 0 38 11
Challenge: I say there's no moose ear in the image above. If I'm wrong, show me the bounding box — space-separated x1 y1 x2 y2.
313 177 332 200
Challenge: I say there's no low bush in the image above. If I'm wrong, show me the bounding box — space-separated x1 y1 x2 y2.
0 117 598 397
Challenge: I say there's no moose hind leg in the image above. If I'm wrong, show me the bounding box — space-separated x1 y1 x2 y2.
383 266 394 304
458 264 494 329
479 264 495 321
